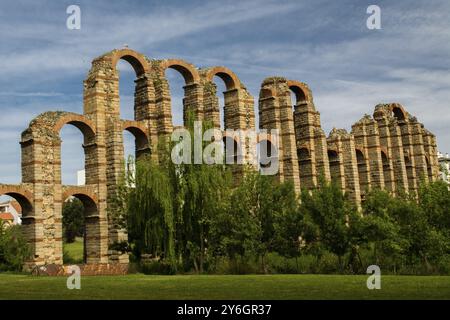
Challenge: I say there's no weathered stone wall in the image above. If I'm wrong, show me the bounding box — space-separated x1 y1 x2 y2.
0 48 440 269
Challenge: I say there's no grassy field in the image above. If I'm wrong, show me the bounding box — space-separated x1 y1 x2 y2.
63 237 84 264
0 274 449 300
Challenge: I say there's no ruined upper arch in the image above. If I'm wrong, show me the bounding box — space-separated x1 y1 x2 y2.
287 80 313 105
28 111 96 143
108 49 150 77
373 103 409 121
259 87 276 100
391 104 407 121
160 59 200 85
122 120 151 159
204 66 241 90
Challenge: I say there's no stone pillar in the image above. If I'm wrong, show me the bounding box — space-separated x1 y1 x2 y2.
326 130 346 190
259 77 300 192
293 98 318 188
422 129 440 181
398 121 418 194
409 118 429 184
352 115 385 191
183 83 204 122
20 130 47 266
389 120 410 193
373 109 396 193
202 82 221 129
327 129 361 205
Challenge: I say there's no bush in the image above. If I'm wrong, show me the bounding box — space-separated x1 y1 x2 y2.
208 256 261 275
140 260 177 275
0 222 31 271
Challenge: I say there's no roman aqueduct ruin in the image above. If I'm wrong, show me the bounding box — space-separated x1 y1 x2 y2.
0 48 440 271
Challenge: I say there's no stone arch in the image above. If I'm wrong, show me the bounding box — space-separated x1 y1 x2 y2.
62 189 100 264
160 59 202 126
109 49 150 77
205 66 241 90
327 149 341 186
160 59 200 85
53 114 96 144
202 66 244 130
27 112 98 185
223 135 243 164
0 185 33 217
297 147 311 161
0 184 38 263
259 139 278 170
389 103 407 122
122 120 151 161
259 87 276 100
88 48 152 121
287 80 312 105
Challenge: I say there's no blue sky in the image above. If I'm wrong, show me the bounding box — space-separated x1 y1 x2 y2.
0 0 449 185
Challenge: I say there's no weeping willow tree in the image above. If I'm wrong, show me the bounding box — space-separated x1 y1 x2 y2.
113 113 234 272
129 158 176 262
176 159 233 272
173 116 233 272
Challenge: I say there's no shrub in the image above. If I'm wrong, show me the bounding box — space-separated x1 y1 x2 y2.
140 260 177 275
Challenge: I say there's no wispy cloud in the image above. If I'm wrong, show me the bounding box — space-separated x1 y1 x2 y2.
0 0 449 184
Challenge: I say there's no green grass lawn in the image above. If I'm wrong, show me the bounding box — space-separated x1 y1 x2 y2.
63 237 84 264
0 274 449 300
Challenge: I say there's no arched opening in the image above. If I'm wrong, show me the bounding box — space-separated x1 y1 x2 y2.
213 75 228 131
392 106 406 121
165 68 186 127
356 149 369 196
425 155 433 182
0 192 34 259
381 151 392 191
123 130 136 183
405 155 414 189
123 126 150 183
328 150 341 187
62 193 99 264
0 193 32 227
60 121 96 186
289 85 307 107
61 125 85 185
223 136 243 165
117 59 139 120
259 139 278 174
298 147 314 189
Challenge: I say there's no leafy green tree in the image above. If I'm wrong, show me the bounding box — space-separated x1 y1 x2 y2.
176 162 232 273
62 198 84 243
209 170 261 268
356 190 404 271
418 181 450 231
0 221 31 271
300 179 358 271
391 195 447 271
210 172 299 272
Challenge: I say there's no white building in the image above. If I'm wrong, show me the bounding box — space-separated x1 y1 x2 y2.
0 200 22 226
438 151 450 186
77 169 86 186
